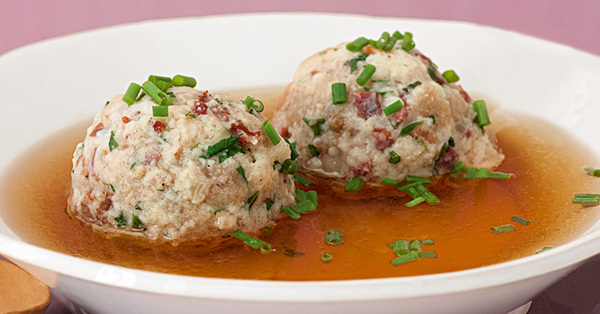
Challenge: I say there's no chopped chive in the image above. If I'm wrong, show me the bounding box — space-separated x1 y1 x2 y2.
382 36 398 51
292 199 317 214
115 212 127 227
130 162 136 170
572 194 600 205
473 100 491 127
387 240 410 255
407 175 430 184
281 206 301 220
131 214 146 231
421 239 435 246
152 106 169 117
409 240 422 252
442 70 460 83
236 166 247 182
201 134 243 159
346 37 369 52
324 230 344 246
123 82 141 105
134 203 143 210
349 52 368 73
296 189 307 202
172 75 197 87
448 137 455 147
491 224 515 234
536 246 553 254
405 196 425 207
476 167 491 179
389 151 401 164
284 138 299 160
584 167 600 177
392 30 403 39
266 200 274 211
356 64 376 86
511 216 531 226
233 229 271 254
403 81 421 93
213 208 225 215
262 120 281 145
375 31 390 49
303 117 326 136
429 115 436 124
332 82 347 104
308 144 320 157
383 100 404 116
399 121 423 136
418 251 438 259
405 187 421 199
247 191 259 208
307 190 318 207
398 182 422 192
159 92 172 106
108 131 119 151
293 173 315 187
109 184 115 192
401 32 415 52
281 159 298 174
243 96 265 113
321 252 333 264
427 66 437 81
464 167 478 179
141 81 164 104
345 177 364 193
390 251 419 266
414 184 440 205
382 177 399 186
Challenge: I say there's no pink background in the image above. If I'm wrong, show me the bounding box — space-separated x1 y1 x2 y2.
1 0 600 57
2 0 600 313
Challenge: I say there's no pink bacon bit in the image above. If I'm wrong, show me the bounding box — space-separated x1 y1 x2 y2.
436 147 459 171
349 162 372 178
230 120 261 144
192 101 208 116
457 85 472 103
353 91 382 120
145 151 162 165
153 121 166 134
122 116 131 124
210 104 230 122
89 123 104 137
372 128 394 150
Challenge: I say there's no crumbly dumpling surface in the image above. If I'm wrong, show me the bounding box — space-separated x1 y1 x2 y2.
68 87 295 246
272 41 504 195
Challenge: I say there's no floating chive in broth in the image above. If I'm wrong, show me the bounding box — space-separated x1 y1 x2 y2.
1 86 600 281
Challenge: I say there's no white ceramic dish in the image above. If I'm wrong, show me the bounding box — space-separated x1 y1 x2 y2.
1 13 600 314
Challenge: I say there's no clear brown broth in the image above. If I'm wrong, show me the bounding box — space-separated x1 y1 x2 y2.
1 87 600 281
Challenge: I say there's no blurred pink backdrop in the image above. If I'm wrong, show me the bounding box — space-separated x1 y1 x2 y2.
1 0 599 56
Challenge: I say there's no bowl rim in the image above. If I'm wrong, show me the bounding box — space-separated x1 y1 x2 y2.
1 12 600 303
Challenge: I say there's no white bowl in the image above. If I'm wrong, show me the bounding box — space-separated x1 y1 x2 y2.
1 13 600 314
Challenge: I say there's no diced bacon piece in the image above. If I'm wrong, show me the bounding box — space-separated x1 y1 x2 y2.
372 128 394 150
89 123 104 137
389 106 409 124
192 101 208 116
231 120 261 145
145 151 162 165
349 162 372 178
353 91 382 120
457 85 472 103
122 116 131 124
210 105 230 122
153 121 166 134
436 147 459 171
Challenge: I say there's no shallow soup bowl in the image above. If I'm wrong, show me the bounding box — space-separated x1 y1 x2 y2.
1 13 600 314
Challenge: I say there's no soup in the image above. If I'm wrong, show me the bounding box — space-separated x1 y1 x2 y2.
1 87 600 281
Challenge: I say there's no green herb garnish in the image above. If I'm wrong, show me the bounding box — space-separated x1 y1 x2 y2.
344 177 364 193
233 229 271 254
324 230 344 246
108 131 119 151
